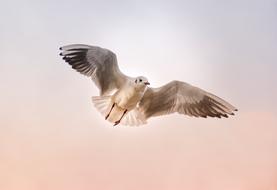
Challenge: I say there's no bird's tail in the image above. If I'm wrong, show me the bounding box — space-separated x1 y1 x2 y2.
91 96 147 126
91 96 112 117
91 96 123 123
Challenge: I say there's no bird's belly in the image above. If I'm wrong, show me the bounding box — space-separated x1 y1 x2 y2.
107 105 125 123
124 95 141 109
114 91 142 110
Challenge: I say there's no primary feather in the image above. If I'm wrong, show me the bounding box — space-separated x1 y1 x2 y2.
60 44 129 95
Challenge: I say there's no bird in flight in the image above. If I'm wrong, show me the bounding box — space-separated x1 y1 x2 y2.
59 44 237 126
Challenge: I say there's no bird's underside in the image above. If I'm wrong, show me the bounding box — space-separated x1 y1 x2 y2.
59 44 238 126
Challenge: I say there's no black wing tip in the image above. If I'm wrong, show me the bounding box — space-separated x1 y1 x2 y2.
223 114 228 118
59 52 63 56
59 47 62 50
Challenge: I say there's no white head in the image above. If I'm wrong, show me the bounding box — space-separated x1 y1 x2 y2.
134 76 150 90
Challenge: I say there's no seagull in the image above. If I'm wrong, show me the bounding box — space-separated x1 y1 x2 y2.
59 44 237 126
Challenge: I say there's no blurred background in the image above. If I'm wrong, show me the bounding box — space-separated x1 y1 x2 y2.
0 0 276 189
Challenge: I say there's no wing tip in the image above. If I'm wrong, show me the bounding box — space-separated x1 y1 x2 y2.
223 114 228 118
59 44 92 51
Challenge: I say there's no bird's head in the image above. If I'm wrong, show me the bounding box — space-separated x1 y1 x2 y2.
134 76 150 90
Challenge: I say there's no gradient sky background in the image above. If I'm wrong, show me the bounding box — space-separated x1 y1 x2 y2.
1 0 277 190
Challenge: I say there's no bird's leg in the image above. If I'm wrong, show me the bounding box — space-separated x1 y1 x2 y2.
105 103 115 120
114 109 128 126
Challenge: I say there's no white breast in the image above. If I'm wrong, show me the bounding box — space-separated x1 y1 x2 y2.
113 84 145 110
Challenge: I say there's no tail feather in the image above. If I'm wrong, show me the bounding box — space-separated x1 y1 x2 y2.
91 96 124 123
92 96 147 126
91 96 112 116
121 108 147 126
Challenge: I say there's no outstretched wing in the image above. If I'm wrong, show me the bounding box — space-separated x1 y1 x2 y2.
139 80 237 119
59 44 130 95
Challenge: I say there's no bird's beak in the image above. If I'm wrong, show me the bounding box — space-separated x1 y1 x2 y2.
144 82 150 85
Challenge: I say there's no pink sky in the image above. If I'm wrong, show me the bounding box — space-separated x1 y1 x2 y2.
1 110 276 190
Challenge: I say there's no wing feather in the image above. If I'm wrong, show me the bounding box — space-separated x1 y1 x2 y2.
139 80 237 119
60 44 130 95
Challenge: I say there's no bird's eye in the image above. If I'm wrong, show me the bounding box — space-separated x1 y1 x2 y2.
139 79 142 82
